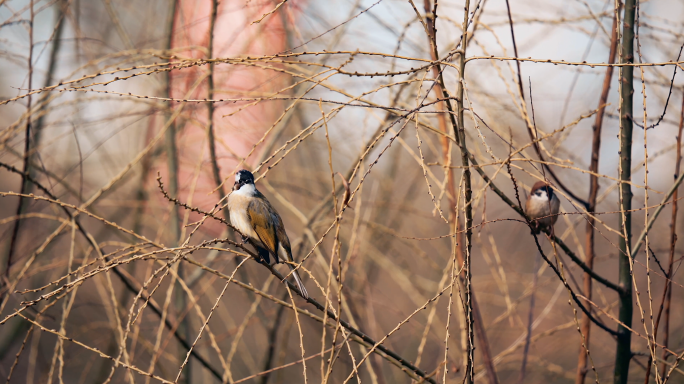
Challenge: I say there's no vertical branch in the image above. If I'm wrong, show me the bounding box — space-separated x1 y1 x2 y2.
503 0 588 208
260 296 287 384
615 0 636 382
652 90 684 380
163 1 189 382
576 10 619 384
5 0 35 280
454 1 474 382
504 0 524 107
519 252 540 383
420 0 489 381
261 11 299 384
469 292 497 384
165 0 181 253
416 0 484 380
207 0 228 219
422 0 456 223
28 0 68 182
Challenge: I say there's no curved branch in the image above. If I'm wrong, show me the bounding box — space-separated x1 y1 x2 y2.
449 155 623 293
0 162 224 380
530 230 618 336
504 160 618 337
157 174 437 383
504 0 589 209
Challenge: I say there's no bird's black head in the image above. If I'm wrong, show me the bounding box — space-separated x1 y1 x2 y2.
234 169 255 191
530 181 555 200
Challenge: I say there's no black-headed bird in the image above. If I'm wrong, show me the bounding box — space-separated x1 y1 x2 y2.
525 181 560 234
227 170 309 299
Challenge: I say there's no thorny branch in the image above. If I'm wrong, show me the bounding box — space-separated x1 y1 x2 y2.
2 2 684 384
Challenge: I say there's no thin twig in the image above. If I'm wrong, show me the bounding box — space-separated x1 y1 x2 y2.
5 0 35 281
576 8 619 384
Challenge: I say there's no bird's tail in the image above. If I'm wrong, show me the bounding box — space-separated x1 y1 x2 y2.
279 247 309 299
288 265 309 300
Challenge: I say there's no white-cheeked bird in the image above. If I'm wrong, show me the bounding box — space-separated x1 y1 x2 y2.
227 170 309 299
525 181 560 234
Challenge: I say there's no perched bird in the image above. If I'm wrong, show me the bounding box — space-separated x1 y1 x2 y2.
525 181 560 234
227 170 309 299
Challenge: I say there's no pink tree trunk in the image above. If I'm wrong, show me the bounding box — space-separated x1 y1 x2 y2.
158 0 295 235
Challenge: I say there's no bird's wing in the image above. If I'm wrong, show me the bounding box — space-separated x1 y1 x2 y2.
257 191 293 261
273 213 293 262
247 199 278 256
250 193 306 297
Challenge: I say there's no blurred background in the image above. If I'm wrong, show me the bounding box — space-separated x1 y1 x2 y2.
1 0 683 382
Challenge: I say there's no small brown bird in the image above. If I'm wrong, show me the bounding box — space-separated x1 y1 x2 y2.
525 181 560 234
227 170 309 299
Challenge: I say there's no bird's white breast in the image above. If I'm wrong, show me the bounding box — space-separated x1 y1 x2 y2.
527 194 551 219
526 192 560 226
227 185 258 238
